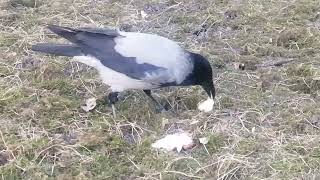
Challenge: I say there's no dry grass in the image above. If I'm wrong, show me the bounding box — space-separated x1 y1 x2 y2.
1 0 320 179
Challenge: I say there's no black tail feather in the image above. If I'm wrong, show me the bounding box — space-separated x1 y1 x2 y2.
31 43 82 57
32 25 119 57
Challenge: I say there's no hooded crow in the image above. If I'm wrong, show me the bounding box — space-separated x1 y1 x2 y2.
31 25 215 114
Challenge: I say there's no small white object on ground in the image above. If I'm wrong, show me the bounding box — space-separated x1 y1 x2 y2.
152 132 194 152
81 97 97 112
199 137 209 145
140 10 148 19
197 98 214 112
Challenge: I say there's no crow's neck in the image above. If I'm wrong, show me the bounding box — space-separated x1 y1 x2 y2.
179 54 205 86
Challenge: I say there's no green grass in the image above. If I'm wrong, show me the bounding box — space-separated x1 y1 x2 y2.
1 0 320 179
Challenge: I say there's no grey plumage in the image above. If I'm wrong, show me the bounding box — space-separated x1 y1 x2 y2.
32 25 166 81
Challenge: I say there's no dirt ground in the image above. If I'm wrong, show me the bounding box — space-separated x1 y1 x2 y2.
1 0 320 179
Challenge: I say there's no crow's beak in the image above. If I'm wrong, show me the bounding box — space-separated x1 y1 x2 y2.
202 80 215 99
198 80 215 112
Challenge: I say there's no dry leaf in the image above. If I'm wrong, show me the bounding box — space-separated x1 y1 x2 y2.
81 97 97 112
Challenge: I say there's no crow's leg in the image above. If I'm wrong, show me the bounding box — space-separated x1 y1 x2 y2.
107 92 119 118
143 90 166 113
